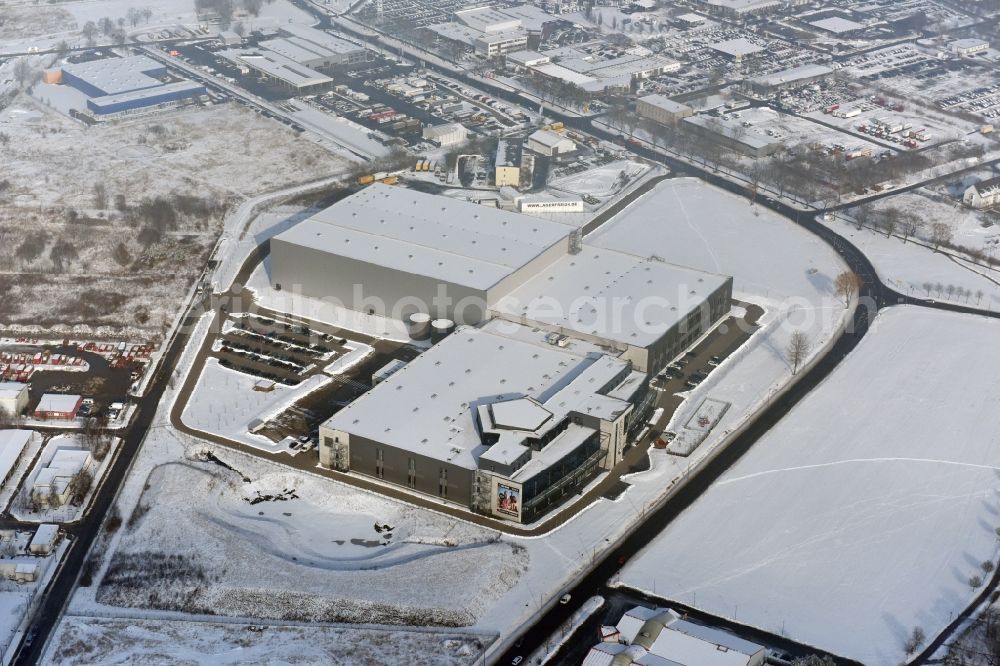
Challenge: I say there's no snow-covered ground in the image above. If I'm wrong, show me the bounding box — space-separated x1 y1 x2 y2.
90 449 525 626
45 616 488 666
853 187 1000 254
617 306 1000 666
181 357 345 455
0 94 347 339
0 0 316 54
823 215 1000 310
549 160 650 199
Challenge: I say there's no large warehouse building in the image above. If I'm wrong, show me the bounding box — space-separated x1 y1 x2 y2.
269 184 573 324
54 55 205 119
491 247 732 372
270 184 733 371
319 325 649 522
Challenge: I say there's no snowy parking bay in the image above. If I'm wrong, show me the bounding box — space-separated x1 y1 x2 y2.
618 307 1000 665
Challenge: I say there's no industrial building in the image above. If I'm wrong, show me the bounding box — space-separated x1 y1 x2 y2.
964 175 1000 209
32 394 82 421
745 63 833 96
0 382 29 416
950 38 989 57
526 129 576 157
697 0 782 17
0 430 34 487
268 184 573 325
423 122 468 146
636 94 694 124
528 51 680 94
682 113 784 157
475 31 530 58
32 448 92 507
495 138 524 187
319 324 650 522
491 246 732 372
220 24 367 92
586 606 767 666
710 38 766 62
809 16 865 35
53 55 205 119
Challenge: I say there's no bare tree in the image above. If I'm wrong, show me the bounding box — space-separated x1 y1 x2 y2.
93 182 108 210
969 574 983 590
835 270 861 307
904 626 926 654
786 330 810 375
82 21 98 46
930 222 952 249
69 468 94 506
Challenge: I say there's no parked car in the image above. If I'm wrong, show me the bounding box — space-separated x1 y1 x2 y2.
559 593 571 604
708 355 723 366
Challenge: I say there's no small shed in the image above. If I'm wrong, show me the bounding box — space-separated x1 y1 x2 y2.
29 524 59 555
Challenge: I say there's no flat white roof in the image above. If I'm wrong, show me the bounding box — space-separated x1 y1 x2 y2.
274 184 572 291
532 63 598 86
493 246 730 348
324 325 629 470
638 94 692 114
0 430 31 482
220 49 332 87
88 80 204 109
61 55 164 96
711 38 766 57
30 523 58 546
651 619 764 665
427 22 482 47
528 129 572 148
455 6 522 32
750 63 833 86
277 23 366 55
35 394 81 413
951 37 989 48
810 16 865 33
0 382 27 399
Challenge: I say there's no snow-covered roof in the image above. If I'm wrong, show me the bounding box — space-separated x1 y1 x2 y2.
528 129 573 149
972 175 1000 195
88 80 205 110
0 430 31 484
219 49 332 87
277 23 365 55
638 94 692 114
49 448 91 475
809 16 865 33
455 6 521 32
506 50 550 66
493 247 731 348
650 619 764 666
711 38 765 57
617 606 662 642
0 382 27 399
30 524 58 547
950 37 988 49
324 325 630 471
272 184 572 291
582 643 627 666
61 55 164 96
35 393 81 414
490 397 554 431
749 63 833 87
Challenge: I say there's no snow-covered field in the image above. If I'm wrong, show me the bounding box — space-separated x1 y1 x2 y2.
181 357 339 455
0 0 315 54
823 215 1000 310
549 160 650 198
93 450 525 626
0 95 347 339
45 616 488 666
618 307 1000 665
